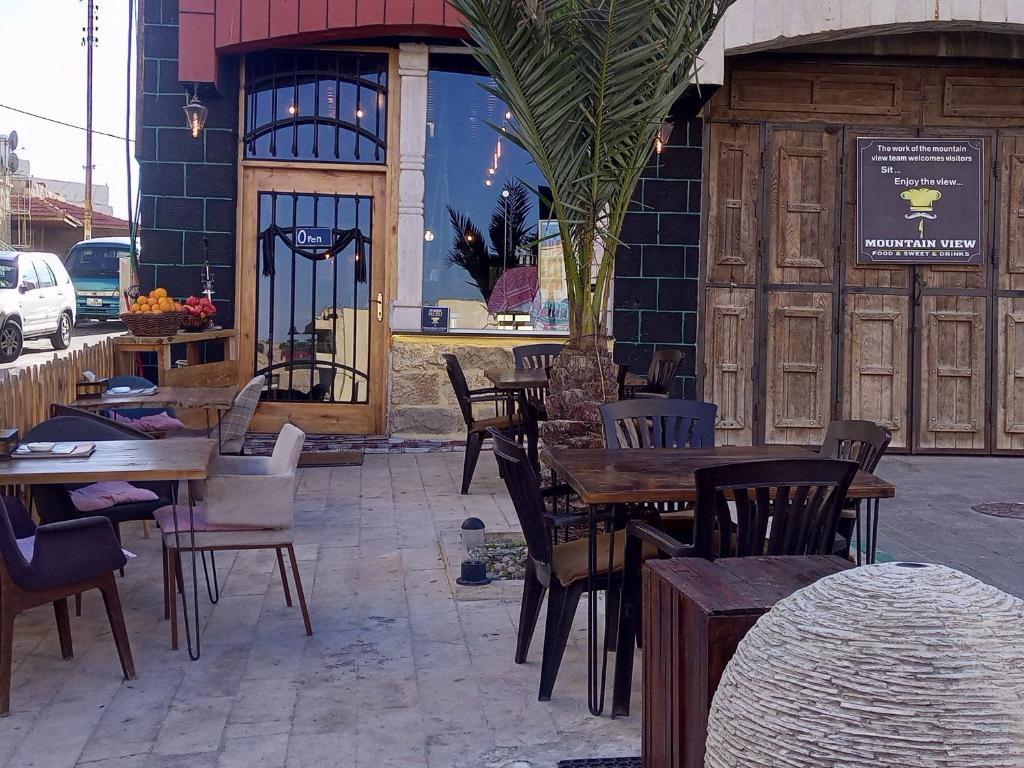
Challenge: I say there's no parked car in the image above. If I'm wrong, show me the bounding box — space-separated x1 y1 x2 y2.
65 237 138 323
0 251 77 363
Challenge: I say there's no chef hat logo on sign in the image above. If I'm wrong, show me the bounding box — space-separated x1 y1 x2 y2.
901 188 941 236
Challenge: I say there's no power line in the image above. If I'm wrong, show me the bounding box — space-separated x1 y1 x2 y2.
0 102 134 143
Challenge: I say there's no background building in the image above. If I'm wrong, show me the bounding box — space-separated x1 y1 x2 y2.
139 0 1024 453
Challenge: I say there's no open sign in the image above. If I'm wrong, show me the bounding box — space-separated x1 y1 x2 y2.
294 227 333 248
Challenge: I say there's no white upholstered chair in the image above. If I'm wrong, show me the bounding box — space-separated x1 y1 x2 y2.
155 423 310 649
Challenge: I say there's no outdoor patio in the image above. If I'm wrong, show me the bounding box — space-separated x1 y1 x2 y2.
1 448 1021 768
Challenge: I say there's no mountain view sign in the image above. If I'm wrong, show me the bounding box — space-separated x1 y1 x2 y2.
857 137 984 265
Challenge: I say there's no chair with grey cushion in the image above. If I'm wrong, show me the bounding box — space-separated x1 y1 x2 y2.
0 495 135 716
155 424 311 649
167 375 265 455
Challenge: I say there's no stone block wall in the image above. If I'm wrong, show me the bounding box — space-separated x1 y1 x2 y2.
390 335 520 438
138 0 238 320
612 118 702 399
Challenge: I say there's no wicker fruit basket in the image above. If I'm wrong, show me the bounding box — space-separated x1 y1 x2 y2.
181 313 214 332
120 311 186 337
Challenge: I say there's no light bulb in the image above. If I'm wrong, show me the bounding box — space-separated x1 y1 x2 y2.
191 116 200 138
505 111 512 120
424 230 435 242
288 104 297 115
488 167 495 175
356 106 364 119
485 179 492 186
655 136 663 154
501 189 510 198
466 234 475 241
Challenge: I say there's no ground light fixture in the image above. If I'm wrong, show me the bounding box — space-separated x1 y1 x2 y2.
183 88 208 139
458 517 490 586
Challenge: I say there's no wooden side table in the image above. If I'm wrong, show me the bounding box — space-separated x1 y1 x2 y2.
113 329 238 387
641 556 851 768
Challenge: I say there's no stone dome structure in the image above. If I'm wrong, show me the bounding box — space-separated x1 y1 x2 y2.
704 562 1024 768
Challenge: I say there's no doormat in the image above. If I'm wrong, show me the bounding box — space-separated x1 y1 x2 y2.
971 502 1024 520
298 451 363 467
557 758 640 768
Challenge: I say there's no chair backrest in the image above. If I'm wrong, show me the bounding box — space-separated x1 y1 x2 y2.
489 429 552 568
513 343 562 370
820 419 892 473
108 375 156 389
220 376 266 454
442 353 475 427
693 458 858 559
513 344 560 408
49 404 155 439
601 399 718 449
645 349 684 394
25 415 150 443
268 423 306 475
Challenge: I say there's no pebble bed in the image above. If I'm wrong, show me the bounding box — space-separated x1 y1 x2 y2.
479 538 528 580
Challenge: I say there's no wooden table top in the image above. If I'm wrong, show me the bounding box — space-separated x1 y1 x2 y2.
114 328 237 345
542 445 896 504
71 385 237 411
645 555 851 616
483 367 549 390
0 439 216 484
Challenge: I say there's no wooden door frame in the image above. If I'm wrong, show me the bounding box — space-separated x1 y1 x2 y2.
236 166 390 435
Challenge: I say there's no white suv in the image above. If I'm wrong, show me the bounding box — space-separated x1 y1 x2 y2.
0 251 77 363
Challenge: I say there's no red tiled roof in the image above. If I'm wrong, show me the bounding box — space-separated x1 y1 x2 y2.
22 197 129 230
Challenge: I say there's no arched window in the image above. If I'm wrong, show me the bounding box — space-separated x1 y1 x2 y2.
244 50 388 164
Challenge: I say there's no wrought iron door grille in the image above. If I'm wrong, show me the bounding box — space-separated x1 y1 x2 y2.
245 50 388 164
256 191 373 404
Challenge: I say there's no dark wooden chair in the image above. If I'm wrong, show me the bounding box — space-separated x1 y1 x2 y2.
601 398 717 449
612 457 858 716
617 349 684 400
443 354 524 494
0 495 135 716
490 429 650 702
513 342 561 416
820 419 892 557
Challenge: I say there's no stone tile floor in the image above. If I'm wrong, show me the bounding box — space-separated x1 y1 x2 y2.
2 451 1023 767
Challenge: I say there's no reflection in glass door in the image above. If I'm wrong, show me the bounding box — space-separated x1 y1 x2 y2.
255 192 374 404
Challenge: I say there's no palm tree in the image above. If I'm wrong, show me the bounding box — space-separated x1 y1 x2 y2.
449 0 734 343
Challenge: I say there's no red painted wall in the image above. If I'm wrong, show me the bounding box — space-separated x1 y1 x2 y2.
179 0 466 83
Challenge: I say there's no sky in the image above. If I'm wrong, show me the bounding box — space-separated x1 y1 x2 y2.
1 0 138 220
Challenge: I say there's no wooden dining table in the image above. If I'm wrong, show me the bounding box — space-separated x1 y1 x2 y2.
540 444 896 716
70 385 238 413
0 439 217 661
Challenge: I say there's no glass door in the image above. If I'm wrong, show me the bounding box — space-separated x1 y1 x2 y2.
239 167 386 434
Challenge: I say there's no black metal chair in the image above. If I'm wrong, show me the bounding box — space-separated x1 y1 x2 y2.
820 419 892 560
617 349 684 400
612 457 858 716
0 495 135 716
443 354 524 494
601 398 717 449
490 429 651 702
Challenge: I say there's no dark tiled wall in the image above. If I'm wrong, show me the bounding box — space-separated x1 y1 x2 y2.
138 0 238 323
613 118 702 398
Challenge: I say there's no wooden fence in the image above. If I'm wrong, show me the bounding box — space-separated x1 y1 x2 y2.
0 339 115 439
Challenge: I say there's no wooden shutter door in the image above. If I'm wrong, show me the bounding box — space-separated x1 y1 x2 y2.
702 123 761 445
995 131 1024 451
763 127 839 445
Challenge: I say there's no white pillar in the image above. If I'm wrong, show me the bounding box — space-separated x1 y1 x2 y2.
392 43 429 331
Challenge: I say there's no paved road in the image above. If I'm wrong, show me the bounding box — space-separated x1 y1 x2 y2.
0 320 125 375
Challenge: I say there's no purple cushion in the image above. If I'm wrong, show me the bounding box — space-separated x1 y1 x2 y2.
112 411 186 432
69 481 160 513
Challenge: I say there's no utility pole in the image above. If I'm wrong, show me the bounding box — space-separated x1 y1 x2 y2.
83 0 96 239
